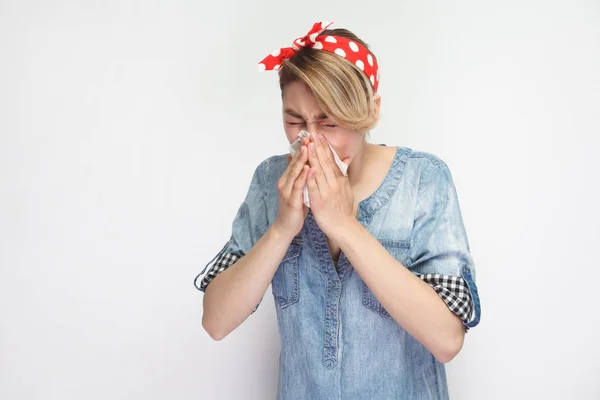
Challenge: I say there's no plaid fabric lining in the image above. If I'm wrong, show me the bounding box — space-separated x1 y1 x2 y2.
198 252 474 324
198 252 241 292
418 273 474 330
198 251 260 314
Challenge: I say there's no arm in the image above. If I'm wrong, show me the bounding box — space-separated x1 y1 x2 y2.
202 224 295 340
334 219 465 363
201 143 311 340
305 133 477 363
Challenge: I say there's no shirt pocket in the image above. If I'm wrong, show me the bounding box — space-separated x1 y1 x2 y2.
272 237 302 308
362 239 411 319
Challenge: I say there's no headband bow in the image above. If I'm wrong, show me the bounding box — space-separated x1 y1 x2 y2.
258 21 380 92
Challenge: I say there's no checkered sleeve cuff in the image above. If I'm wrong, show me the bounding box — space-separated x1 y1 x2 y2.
418 273 474 331
197 252 241 292
196 251 261 314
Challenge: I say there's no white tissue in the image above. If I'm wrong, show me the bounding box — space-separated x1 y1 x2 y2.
288 130 348 208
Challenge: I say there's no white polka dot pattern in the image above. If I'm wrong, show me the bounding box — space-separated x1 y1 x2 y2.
258 21 380 92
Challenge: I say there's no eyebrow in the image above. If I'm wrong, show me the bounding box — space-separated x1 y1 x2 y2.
284 108 329 120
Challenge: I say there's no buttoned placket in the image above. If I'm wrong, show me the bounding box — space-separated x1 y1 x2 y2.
306 210 374 369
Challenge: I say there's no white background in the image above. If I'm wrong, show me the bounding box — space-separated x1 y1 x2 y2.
1 1 599 399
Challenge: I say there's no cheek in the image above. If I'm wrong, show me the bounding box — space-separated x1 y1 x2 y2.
285 132 297 144
324 131 363 160
283 124 301 144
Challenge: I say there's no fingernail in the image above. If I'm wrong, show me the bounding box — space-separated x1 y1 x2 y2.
309 143 315 153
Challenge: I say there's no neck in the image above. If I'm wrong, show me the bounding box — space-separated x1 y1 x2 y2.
346 139 374 187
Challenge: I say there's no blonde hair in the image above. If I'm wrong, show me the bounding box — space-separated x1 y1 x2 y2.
278 28 379 134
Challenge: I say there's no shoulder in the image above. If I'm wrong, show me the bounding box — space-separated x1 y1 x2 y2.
396 146 451 178
393 146 455 189
248 154 288 196
257 153 289 176
252 153 288 183
405 148 450 176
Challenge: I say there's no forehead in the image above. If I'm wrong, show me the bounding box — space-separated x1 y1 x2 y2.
282 81 326 119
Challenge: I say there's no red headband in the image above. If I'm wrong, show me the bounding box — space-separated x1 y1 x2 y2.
258 21 380 92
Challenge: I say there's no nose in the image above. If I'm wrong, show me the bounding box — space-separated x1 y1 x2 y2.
306 122 320 136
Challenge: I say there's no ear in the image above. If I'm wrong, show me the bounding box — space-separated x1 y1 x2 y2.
373 93 382 119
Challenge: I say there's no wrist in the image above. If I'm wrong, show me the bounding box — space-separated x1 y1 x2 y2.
327 216 361 242
270 220 298 243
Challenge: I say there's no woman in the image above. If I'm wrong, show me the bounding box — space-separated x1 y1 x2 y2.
194 21 481 400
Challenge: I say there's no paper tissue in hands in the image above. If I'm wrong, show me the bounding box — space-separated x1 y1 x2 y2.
288 130 348 208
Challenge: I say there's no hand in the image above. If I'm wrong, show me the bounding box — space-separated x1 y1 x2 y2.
273 140 310 238
306 133 357 238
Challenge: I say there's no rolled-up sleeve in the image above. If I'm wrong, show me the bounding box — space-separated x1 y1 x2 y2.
193 162 269 313
408 161 481 331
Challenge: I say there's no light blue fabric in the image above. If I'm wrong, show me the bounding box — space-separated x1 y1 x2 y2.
199 146 481 399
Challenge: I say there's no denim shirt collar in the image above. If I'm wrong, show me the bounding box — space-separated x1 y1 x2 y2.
356 146 411 221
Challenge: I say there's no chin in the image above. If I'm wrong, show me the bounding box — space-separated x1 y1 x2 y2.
337 153 352 165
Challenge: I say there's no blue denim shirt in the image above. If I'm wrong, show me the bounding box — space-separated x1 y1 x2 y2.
196 146 481 400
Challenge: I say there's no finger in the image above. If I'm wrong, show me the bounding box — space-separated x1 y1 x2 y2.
280 152 299 193
281 146 301 181
283 146 308 195
307 139 319 169
286 145 308 184
308 141 329 196
306 167 321 201
281 144 306 182
314 134 339 184
291 165 309 207
316 133 335 163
